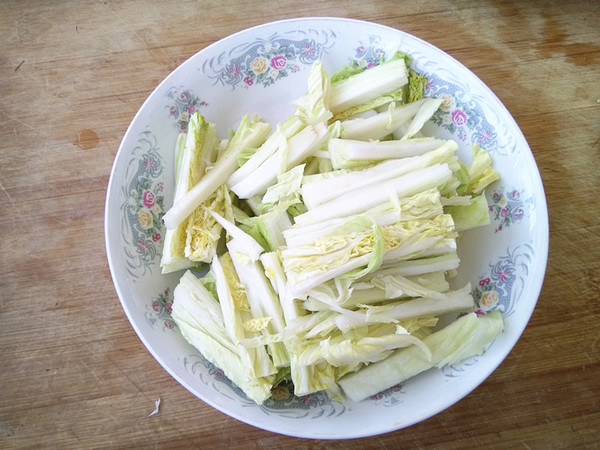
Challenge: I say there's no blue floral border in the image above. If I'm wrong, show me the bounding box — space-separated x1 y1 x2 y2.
145 287 176 331
201 29 336 89
473 244 535 318
426 71 498 151
182 353 347 418
489 187 534 233
120 130 166 280
165 86 209 132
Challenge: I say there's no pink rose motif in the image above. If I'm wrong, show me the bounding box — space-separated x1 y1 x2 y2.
367 62 376 68
498 269 510 281
300 395 315 405
500 208 508 218
165 302 173 312
270 55 287 70
138 239 149 252
165 320 173 329
151 232 161 242
187 105 196 114
243 76 253 86
451 109 467 126
142 190 156 209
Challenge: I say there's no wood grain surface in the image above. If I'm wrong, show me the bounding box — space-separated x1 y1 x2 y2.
1 0 599 448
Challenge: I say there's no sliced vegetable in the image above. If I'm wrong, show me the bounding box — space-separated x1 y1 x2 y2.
466 144 500 195
171 270 275 404
338 310 503 402
328 56 408 114
230 122 330 199
163 115 272 230
161 114 223 273
328 137 447 170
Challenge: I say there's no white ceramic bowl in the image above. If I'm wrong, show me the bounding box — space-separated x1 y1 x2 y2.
105 17 548 439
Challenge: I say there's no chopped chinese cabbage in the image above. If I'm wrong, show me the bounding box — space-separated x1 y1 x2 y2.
163 114 272 229
161 113 223 273
466 144 500 195
338 310 503 402
163 50 504 405
171 270 275 404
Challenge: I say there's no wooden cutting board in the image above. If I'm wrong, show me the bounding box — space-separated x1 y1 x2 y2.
1 0 599 447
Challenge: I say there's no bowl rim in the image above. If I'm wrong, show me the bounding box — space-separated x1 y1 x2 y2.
104 16 549 439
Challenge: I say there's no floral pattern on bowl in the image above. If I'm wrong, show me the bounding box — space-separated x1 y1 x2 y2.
351 39 386 68
146 287 176 331
120 130 165 279
427 71 497 150
488 187 533 232
166 86 208 131
202 28 336 89
473 244 536 317
367 383 406 407
182 353 347 418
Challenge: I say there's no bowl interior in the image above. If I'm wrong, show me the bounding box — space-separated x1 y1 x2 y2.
105 17 548 439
